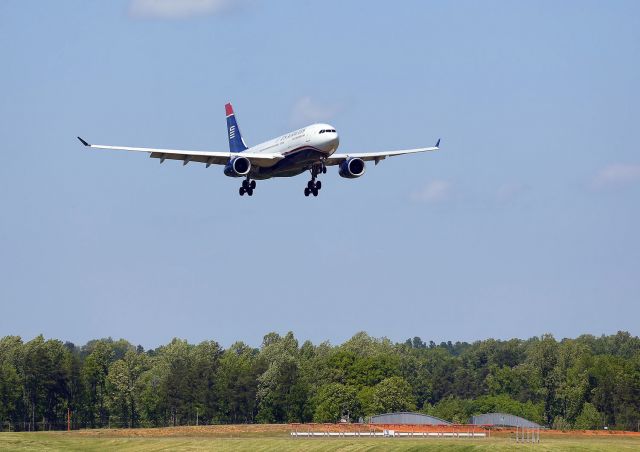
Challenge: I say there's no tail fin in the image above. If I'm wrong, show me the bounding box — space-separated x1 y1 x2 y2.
225 102 248 153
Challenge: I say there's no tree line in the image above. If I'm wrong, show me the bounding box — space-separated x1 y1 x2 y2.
1 331 639 431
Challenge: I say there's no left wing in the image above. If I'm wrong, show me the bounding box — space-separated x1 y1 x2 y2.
326 139 440 165
77 137 282 167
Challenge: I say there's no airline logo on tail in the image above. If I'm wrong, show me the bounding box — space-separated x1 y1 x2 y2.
225 103 247 153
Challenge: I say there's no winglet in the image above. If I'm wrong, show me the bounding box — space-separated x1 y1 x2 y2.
77 136 90 146
435 138 440 148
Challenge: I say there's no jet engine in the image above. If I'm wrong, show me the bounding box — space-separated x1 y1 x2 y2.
224 156 251 177
338 157 366 179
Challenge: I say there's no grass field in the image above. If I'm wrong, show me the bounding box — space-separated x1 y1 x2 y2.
2 430 640 452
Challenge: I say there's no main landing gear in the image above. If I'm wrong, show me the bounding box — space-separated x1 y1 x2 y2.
304 163 326 197
239 177 256 196
304 180 321 197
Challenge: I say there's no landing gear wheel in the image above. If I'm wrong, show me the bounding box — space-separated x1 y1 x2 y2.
315 181 322 190
312 188 319 197
304 187 311 197
307 180 315 190
322 165 327 174
241 179 255 195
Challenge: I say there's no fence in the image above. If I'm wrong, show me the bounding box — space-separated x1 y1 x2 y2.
290 423 488 438
514 426 541 444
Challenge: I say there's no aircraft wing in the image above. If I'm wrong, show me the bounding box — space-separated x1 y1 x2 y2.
326 140 440 165
77 137 282 167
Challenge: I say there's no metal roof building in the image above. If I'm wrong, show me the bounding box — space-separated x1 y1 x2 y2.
470 413 541 428
370 412 452 425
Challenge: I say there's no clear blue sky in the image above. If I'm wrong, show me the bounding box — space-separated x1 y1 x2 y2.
1 0 639 349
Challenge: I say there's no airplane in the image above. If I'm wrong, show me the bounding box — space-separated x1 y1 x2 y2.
78 103 440 197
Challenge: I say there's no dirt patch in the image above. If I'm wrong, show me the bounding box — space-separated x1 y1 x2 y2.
68 424 640 439
490 427 640 437
73 424 290 438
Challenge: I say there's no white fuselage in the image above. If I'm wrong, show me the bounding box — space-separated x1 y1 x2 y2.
247 123 340 165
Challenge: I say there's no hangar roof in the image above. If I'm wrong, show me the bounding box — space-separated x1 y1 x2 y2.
470 413 541 428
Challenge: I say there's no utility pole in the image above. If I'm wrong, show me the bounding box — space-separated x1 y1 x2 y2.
67 408 71 432
196 408 199 426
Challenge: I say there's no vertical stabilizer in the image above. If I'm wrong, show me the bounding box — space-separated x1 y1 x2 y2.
225 103 248 153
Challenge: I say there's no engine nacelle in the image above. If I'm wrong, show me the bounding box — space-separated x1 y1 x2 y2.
224 156 251 177
338 157 366 179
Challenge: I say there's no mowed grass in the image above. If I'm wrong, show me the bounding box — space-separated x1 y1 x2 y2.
1 432 640 452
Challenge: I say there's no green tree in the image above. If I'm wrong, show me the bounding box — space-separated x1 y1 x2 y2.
81 341 113 427
191 340 223 424
552 415 571 430
0 336 24 430
398 352 432 410
218 342 259 423
21 336 71 430
485 364 540 402
526 334 561 425
372 376 416 414
357 386 377 417
106 350 147 427
256 332 309 423
138 365 167 427
0 361 21 429
589 355 623 428
312 383 359 422
156 338 195 426
574 402 601 430
2 331 640 431
427 396 470 424
332 333 401 388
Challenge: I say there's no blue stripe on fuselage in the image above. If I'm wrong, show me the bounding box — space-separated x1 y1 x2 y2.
252 146 327 180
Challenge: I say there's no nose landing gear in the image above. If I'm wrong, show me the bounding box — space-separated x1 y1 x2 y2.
239 177 256 196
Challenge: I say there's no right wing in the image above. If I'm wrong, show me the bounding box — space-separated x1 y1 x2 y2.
326 139 440 165
77 137 282 168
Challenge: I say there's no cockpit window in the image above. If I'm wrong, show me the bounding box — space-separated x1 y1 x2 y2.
319 130 325 134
